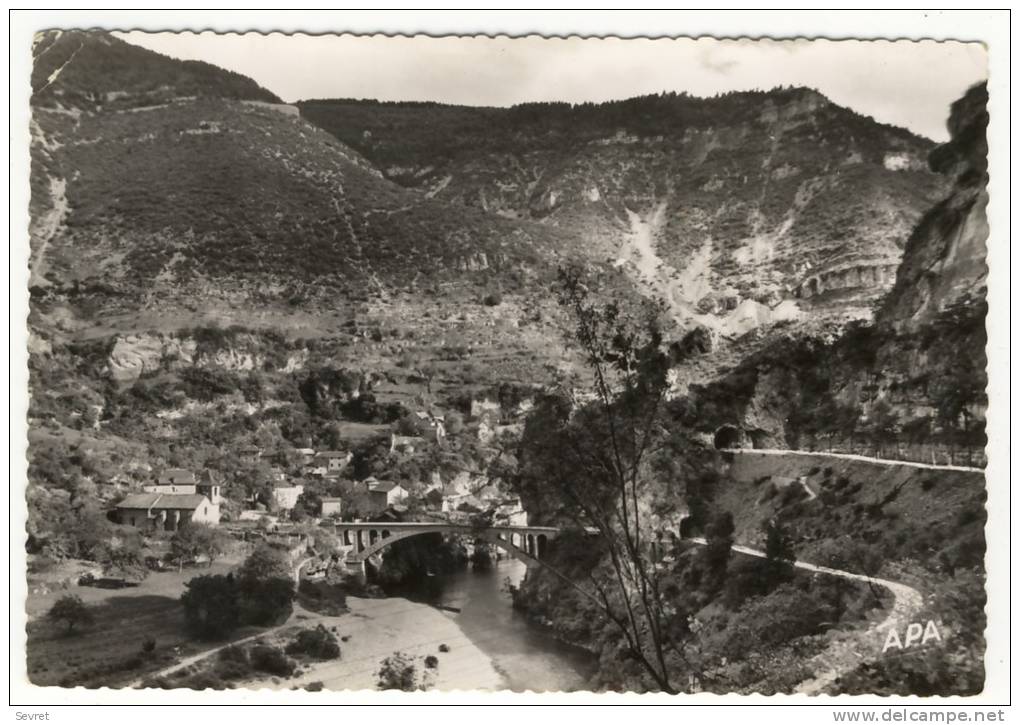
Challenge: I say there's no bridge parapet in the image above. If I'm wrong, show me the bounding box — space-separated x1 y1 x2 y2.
329 521 564 566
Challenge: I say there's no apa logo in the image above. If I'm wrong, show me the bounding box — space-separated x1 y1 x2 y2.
882 620 943 653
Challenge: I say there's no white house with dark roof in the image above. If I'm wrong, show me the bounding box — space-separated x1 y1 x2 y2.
145 468 222 503
115 493 220 531
144 468 198 495
308 450 351 477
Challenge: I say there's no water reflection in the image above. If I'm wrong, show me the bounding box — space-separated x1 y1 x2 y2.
395 558 595 692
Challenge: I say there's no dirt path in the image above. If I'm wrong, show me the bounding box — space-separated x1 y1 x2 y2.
688 537 924 694
721 447 984 474
29 176 67 287
127 557 314 688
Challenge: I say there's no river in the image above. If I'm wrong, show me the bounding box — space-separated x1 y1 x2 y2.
407 559 597 692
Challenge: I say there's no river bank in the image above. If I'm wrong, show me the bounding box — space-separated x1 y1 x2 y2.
287 595 504 691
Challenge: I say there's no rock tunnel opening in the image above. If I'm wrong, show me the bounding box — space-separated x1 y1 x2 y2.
747 429 768 450
714 425 744 450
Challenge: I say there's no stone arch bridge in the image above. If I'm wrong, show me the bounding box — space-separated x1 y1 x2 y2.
326 521 566 580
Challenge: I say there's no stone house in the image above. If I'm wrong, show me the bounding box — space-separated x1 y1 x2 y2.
390 434 425 454
360 479 409 513
144 468 223 504
310 450 352 477
271 482 305 511
116 493 220 531
143 468 197 495
320 497 343 517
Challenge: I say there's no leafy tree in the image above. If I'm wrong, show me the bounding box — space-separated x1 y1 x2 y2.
238 542 293 581
444 411 465 436
703 511 735 588
868 399 900 458
511 266 706 693
285 624 341 660
48 594 94 633
763 519 796 584
97 529 148 581
170 523 229 571
181 574 240 639
236 543 295 625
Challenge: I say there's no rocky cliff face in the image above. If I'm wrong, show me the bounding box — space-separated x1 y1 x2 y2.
301 89 947 336
676 83 990 457
877 83 989 333
106 331 310 382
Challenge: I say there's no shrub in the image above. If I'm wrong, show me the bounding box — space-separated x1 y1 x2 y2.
285 625 341 660
424 655 439 670
376 651 419 691
181 574 240 639
438 643 450 653
482 291 503 306
305 681 324 692
141 637 156 653
249 644 296 677
47 595 94 634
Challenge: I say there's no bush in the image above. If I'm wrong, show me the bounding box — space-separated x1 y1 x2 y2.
482 291 503 306
141 637 156 653
305 681 324 692
285 625 341 660
376 651 419 691
424 655 439 670
181 574 240 639
249 644 296 677
47 595 94 634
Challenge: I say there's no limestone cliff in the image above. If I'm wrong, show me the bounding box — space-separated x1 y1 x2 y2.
877 83 989 332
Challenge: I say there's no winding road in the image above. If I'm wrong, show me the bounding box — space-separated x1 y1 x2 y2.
689 536 924 694
720 447 984 474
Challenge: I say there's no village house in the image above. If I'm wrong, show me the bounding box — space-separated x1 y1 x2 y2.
470 397 502 421
370 480 409 510
309 450 352 477
494 496 528 526
295 447 316 465
115 492 220 531
143 468 197 495
320 497 343 517
390 433 426 454
271 482 304 511
144 469 223 504
196 470 223 504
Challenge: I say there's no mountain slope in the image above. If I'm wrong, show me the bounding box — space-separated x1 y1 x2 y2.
32 30 281 109
300 90 947 336
672 83 990 464
29 31 597 338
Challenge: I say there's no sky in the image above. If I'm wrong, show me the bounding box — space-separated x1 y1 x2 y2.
115 32 987 141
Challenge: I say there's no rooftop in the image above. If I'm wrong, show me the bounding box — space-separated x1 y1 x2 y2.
369 480 405 493
116 493 210 510
157 468 197 485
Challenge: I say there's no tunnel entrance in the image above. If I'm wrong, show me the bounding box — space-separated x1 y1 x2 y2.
747 429 769 450
714 425 744 450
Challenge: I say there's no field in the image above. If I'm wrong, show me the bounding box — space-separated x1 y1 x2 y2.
25 557 264 688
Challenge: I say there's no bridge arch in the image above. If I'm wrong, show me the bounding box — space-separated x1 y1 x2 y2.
339 525 552 566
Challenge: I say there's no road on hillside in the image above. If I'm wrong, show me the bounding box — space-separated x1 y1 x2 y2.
720 447 984 474
688 537 923 694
